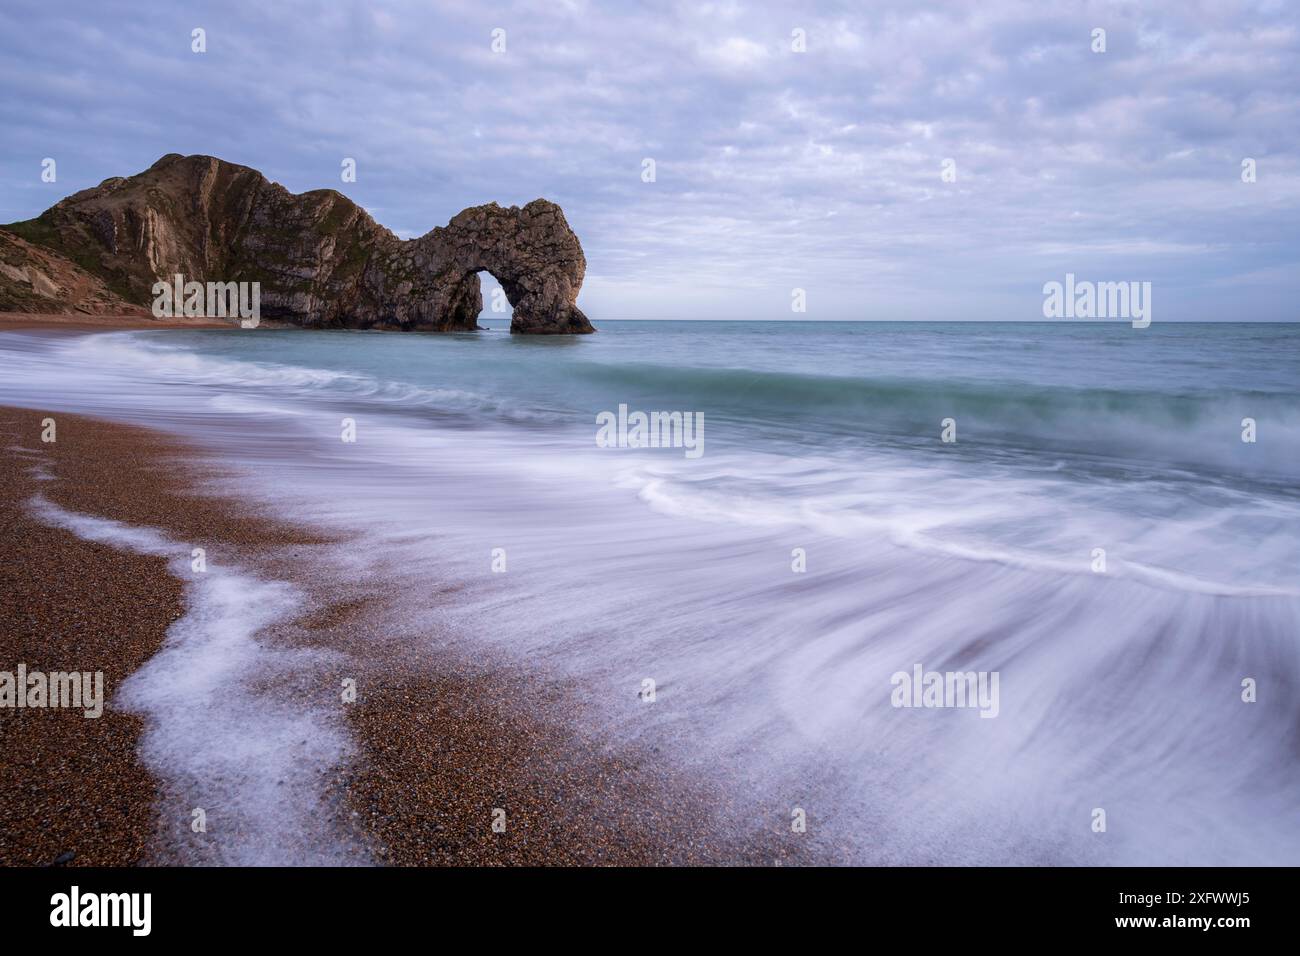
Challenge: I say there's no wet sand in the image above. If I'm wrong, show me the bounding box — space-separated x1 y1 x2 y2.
0 312 234 332
0 401 803 865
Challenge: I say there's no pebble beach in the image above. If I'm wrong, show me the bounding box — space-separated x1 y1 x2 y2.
0 356 802 866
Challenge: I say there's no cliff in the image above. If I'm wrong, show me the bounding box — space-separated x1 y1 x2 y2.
0 153 593 334
0 229 145 316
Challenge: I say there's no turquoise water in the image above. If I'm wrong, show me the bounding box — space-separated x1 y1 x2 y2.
2 320 1298 864
140 319 1300 475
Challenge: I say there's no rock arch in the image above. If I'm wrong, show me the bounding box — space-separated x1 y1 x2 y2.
4 154 596 334
414 199 594 334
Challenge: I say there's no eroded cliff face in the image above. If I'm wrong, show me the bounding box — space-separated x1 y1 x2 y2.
0 229 146 315
415 201 591 334
1 153 594 334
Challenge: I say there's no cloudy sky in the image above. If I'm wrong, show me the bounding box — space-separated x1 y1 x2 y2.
1 0 1297 320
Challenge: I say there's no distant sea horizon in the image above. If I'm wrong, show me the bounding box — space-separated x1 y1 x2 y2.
532 317 1300 323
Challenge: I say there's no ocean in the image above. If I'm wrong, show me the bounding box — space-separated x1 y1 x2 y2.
2 319 1298 864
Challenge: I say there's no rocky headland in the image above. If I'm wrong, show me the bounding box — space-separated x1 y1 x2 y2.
0 154 593 334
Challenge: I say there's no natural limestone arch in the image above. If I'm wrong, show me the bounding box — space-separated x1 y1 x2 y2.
413 199 594 334
3 154 596 334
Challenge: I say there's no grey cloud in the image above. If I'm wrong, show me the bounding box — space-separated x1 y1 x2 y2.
0 0 1296 320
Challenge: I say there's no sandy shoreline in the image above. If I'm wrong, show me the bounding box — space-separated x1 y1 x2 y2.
0 394 801 865
0 311 235 332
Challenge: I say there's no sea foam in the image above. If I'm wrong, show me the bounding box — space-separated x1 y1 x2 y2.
28 496 360 866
